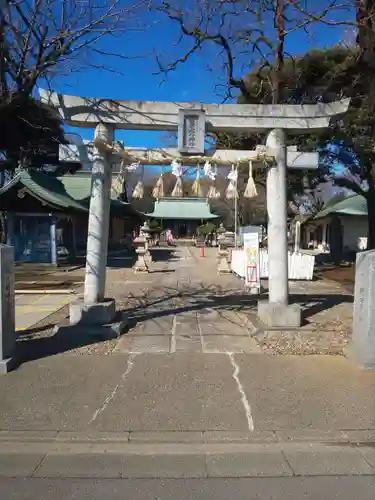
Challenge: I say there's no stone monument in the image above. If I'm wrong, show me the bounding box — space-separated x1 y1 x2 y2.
0 245 16 373
346 250 375 368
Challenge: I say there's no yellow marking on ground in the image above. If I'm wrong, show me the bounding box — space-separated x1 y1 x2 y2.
27 295 48 306
16 328 25 331
60 297 72 304
16 307 60 313
16 295 49 313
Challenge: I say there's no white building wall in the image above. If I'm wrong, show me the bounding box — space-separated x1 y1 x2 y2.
340 216 368 251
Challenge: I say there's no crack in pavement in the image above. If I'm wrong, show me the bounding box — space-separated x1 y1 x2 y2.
227 352 254 431
89 354 137 424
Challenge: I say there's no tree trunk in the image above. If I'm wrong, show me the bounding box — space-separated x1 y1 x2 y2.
366 168 375 249
273 0 284 104
357 1 375 249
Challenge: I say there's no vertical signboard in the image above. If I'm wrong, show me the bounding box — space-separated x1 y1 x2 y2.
243 232 260 292
178 109 206 155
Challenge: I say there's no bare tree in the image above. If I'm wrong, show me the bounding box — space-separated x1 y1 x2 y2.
0 0 151 167
154 0 349 102
1 0 151 98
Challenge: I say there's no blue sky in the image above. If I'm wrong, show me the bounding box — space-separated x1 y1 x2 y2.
49 4 351 149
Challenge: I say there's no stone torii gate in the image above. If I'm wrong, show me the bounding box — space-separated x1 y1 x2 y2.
40 90 349 330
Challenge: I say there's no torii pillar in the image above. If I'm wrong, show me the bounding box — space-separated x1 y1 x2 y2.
70 123 117 326
258 129 296 327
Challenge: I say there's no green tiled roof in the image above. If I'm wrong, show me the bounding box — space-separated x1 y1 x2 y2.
58 175 93 201
0 170 142 218
58 175 142 218
147 198 218 220
0 170 88 212
315 194 367 219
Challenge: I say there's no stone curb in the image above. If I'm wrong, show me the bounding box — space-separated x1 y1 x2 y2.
1 429 375 444
1 440 375 479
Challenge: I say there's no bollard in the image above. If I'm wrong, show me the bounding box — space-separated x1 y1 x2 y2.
201 246 205 258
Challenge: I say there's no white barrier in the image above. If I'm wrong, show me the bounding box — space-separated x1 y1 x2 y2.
231 249 315 280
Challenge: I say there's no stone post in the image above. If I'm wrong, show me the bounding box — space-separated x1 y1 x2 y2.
69 123 116 326
346 250 375 368
257 129 301 328
0 245 16 373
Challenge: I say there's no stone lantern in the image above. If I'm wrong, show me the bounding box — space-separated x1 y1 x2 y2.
140 220 152 265
216 223 226 247
217 224 231 274
133 233 148 273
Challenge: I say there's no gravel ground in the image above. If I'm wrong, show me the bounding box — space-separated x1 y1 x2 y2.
254 279 353 355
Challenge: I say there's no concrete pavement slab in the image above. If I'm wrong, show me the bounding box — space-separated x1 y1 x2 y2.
356 446 375 469
0 356 130 430
120 454 206 478
206 448 293 477
34 453 126 478
113 336 133 352
235 354 375 430
175 335 202 352
90 353 250 431
34 453 207 479
284 444 374 476
203 335 261 353
127 336 170 353
127 318 174 336
199 312 249 337
175 313 200 336
0 453 45 477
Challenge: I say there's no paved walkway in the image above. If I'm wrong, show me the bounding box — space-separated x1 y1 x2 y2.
113 247 260 354
15 293 75 331
2 246 375 491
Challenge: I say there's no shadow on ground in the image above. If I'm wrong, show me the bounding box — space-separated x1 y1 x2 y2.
16 278 353 364
106 248 177 269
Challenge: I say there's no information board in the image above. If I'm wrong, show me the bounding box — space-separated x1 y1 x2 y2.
243 232 260 290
